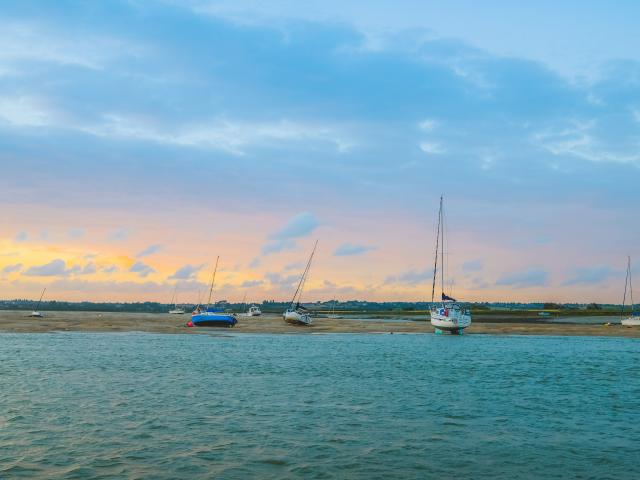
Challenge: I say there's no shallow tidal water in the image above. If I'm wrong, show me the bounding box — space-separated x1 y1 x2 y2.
1 332 639 479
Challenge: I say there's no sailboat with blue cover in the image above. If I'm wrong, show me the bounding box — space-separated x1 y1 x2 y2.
191 256 238 327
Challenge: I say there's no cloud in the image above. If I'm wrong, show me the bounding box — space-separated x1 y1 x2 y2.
240 279 264 288
102 265 119 274
385 267 433 285
462 260 483 272
81 262 97 275
14 231 28 242
265 272 300 287
496 268 550 288
2 263 22 274
419 141 445 155
137 244 163 258
418 119 438 131
271 212 319 240
24 259 68 276
562 266 617 286
84 115 354 156
107 228 131 242
533 119 640 165
0 21 137 70
130 261 155 278
168 264 203 280
334 243 376 256
262 212 319 254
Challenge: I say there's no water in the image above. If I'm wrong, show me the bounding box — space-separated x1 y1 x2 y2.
1 333 639 479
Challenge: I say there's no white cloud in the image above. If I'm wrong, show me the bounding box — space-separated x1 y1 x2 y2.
84 115 355 155
0 21 142 70
419 141 445 155
418 119 438 131
533 119 640 165
0 96 55 127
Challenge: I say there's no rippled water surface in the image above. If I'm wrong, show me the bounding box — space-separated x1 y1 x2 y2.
1 333 639 479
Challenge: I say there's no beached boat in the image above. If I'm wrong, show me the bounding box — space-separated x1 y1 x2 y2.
247 305 262 316
29 288 46 318
283 241 318 326
429 196 471 335
168 286 185 314
191 257 237 328
325 299 343 319
621 256 639 326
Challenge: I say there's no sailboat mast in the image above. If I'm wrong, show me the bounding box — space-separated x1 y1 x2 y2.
35 287 46 311
290 240 318 307
431 196 442 303
440 197 445 300
206 256 219 309
630 257 635 314
622 257 630 317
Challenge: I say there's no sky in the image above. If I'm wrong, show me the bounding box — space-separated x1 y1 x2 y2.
1 0 639 304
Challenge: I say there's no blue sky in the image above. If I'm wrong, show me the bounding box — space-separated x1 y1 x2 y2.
0 0 639 302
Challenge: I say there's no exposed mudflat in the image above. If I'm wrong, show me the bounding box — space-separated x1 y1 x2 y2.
1 310 639 337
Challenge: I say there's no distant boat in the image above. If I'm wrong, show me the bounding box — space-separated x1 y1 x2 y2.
191 257 238 327
247 305 262 316
283 240 318 326
429 196 471 335
168 285 185 314
325 299 343 319
621 256 640 326
29 288 46 318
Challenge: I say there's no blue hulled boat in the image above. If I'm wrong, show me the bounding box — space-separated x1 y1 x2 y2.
191 307 237 327
190 256 238 328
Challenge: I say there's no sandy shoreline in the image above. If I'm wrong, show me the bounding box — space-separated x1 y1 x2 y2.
0 310 639 337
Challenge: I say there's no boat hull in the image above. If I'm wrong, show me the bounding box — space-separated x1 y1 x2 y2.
430 306 471 335
169 309 185 315
283 310 312 326
622 316 640 326
192 313 237 327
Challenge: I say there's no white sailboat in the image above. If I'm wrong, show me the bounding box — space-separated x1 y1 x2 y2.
168 285 185 314
621 256 640 326
325 299 343 319
283 240 318 326
429 196 471 334
29 288 46 318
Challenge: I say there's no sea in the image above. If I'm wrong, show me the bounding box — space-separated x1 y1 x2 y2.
1 332 638 479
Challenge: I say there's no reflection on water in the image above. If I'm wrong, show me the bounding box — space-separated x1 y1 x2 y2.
1 333 639 479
